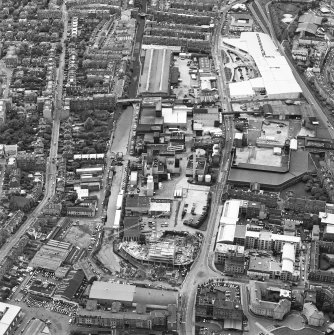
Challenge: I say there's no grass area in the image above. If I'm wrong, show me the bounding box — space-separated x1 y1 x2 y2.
319 253 333 271
269 2 303 41
282 181 311 199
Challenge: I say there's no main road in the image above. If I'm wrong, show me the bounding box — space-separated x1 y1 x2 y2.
0 4 68 261
178 3 237 334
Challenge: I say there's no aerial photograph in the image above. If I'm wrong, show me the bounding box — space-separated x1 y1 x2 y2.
2 0 334 334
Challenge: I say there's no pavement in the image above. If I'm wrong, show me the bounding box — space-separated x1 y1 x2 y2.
0 6 70 334
179 4 237 334
0 3 69 264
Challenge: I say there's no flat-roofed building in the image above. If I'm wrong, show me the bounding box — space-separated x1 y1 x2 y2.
245 230 301 254
223 32 302 99
161 107 187 127
29 240 72 271
247 255 282 280
216 200 242 245
0 302 22 335
215 243 245 274
149 201 171 218
230 13 254 32
248 281 291 320
139 49 171 96
88 282 178 310
125 195 150 216
281 243 296 281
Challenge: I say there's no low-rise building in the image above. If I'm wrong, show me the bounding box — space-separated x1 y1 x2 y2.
303 302 325 327
88 282 178 310
125 195 150 216
67 205 96 217
0 302 23 335
42 202 62 216
196 285 243 322
245 230 301 254
3 210 24 234
214 243 245 274
248 281 291 320
229 13 253 32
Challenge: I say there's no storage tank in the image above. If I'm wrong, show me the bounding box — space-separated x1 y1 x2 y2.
205 174 212 183
198 175 204 182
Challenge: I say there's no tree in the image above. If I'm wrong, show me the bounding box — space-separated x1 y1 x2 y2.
311 187 321 196
305 184 312 192
302 175 311 183
84 117 94 131
87 148 96 154
322 301 332 313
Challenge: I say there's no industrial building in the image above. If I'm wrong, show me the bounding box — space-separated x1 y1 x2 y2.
139 48 172 96
29 240 72 271
223 32 302 99
229 13 254 32
88 282 178 310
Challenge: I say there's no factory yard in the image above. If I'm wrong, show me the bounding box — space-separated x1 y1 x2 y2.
64 222 96 249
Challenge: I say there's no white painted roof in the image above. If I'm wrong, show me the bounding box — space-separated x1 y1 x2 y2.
89 282 135 302
282 243 295 262
282 259 294 274
217 224 237 243
319 212 334 224
0 302 21 335
222 199 241 219
223 32 302 98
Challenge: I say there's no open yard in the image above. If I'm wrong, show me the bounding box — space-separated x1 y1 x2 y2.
64 223 94 248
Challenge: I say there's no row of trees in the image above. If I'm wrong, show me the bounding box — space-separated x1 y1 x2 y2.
302 174 329 201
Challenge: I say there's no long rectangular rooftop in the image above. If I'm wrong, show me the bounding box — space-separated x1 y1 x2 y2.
139 48 171 95
223 32 302 99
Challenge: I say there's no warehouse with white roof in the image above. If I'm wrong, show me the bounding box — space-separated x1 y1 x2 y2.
223 32 302 99
281 243 295 275
217 200 241 244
